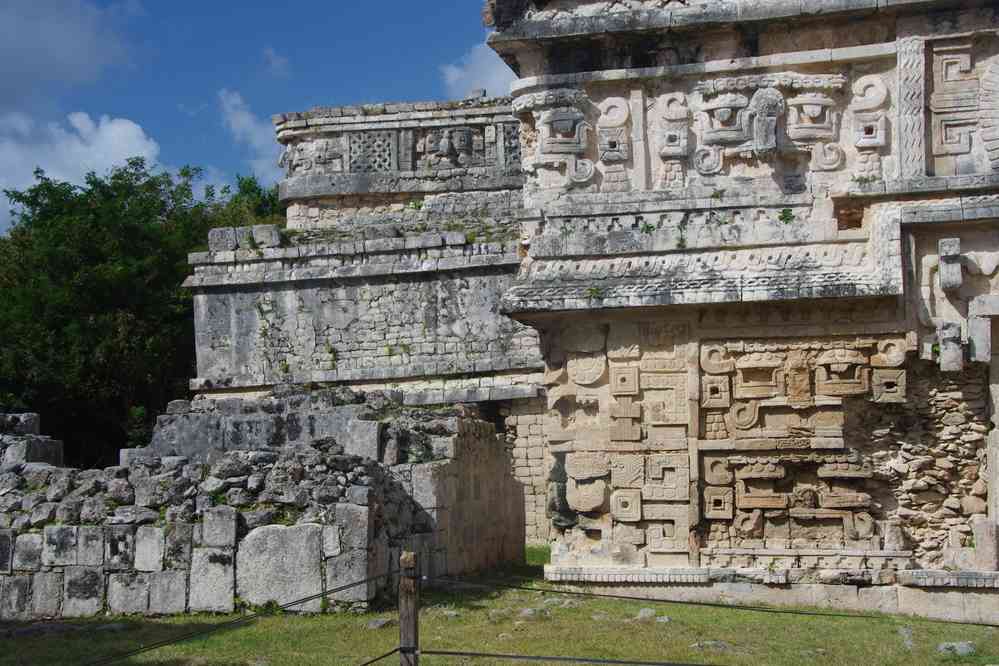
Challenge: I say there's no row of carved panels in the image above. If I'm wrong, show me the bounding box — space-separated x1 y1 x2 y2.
278 123 521 177
516 35 999 191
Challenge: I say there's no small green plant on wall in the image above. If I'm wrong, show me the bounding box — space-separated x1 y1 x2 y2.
585 286 604 299
778 208 795 225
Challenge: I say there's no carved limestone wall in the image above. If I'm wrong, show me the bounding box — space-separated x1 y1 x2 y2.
538 311 993 573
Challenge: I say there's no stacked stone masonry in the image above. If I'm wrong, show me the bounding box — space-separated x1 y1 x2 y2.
0 401 524 620
12 0 998 626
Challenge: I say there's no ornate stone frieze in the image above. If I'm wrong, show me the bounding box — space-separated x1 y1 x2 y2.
543 317 918 571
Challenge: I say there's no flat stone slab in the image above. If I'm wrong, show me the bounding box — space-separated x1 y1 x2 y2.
108 573 150 615
149 571 187 615
62 567 104 618
236 524 323 613
189 548 234 613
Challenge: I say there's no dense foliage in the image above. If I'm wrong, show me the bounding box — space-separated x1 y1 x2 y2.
0 159 281 467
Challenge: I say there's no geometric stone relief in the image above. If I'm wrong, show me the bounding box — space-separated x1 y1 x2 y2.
610 489 642 522
871 368 907 404
704 486 735 520
646 505 690 553
644 454 690 502
544 319 918 571
850 74 891 180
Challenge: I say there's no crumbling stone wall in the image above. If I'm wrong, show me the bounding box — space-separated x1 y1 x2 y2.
0 399 523 620
848 361 993 569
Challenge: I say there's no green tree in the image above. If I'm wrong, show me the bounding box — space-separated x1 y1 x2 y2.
0 159 280 467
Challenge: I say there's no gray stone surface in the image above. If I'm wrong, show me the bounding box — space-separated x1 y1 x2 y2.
62 567 104 618
135 526 165 572
164 523 194 570
108 573 149 615
105 526 135 570
12 533 42 571
0 575 31 620
189 548 234 613
42 526 77 567
0 530 11 573
32 572 63 618
77 526 104 566
1 436 63 466
236 524 323 613
149 570 187 615
201 506 237 548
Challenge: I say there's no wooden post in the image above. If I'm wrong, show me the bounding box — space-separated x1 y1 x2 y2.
399 551 420 666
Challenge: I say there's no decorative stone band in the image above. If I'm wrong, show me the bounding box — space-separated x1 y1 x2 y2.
273 98 522 200
898 571 999 589
544 566 712 585
487 0 951 40
279 171 524 200
189 353 544 393
845 172 999 198
509 43 896 98
896 194 999 226
185 240 522 290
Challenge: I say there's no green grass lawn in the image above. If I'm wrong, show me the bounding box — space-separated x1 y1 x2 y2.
3 547 998 666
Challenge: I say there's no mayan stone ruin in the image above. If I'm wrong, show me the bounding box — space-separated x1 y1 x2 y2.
4 0 999 626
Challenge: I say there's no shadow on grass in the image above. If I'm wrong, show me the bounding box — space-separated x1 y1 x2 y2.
1 615 261 666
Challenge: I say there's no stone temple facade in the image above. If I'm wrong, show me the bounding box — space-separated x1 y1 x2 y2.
180 0 999 621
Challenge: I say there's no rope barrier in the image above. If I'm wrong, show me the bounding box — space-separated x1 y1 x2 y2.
356 646 401 665
84 570 398 666
420 649 706 665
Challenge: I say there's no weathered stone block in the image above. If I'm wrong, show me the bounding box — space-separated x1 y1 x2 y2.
201 506 237 548
108 572 149 615
189 548 234 613
326 549 374 603
972 515 999 571
63 567 104 618
149 570 187 615
0 530 11 573
165 523 194 569
77 526 104 566
105 525 135 571
32 572 62 618
0 413 40 435
149 414 224 459
237 524 323 613
42 525 77 566
119 447 157 466
336 503 373 552
12 533 42 571
207 227 237 252
252 225 281 248
2 436 63 466
0 575 31 620
310 407 382 460
135 526 165 572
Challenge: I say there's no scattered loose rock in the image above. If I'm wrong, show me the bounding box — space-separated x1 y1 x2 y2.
937 642 975 657
366 618 395 630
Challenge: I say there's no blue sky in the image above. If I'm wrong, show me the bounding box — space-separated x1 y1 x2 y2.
0 1 515 230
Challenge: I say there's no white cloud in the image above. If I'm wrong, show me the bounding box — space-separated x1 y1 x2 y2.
263 47 291 78
0 111 161 230
0 1 135 109
218 89 282 183
441 42 516 99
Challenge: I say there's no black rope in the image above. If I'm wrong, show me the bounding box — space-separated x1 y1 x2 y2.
425 575 885 622
357 646 401 665
421 649 705 665
84 570 398 666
